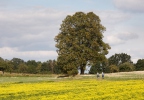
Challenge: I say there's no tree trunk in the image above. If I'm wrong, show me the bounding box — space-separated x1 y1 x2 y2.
80 67 85 75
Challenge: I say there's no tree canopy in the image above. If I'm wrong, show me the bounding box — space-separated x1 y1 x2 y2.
135 59 144 71
119 62 135 72
55 12 110 75
0 56 59 74
108 53 133 66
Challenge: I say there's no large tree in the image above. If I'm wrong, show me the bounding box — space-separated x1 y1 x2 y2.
55 12 110 75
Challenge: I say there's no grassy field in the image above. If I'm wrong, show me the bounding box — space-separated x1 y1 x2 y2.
0 71 144 100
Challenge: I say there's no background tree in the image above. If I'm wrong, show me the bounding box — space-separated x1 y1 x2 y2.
55 12 110 75
108 53 133 66
48 60 54 74
89 61 108 74
0 56 59 74
18 63 28 73
135 59 144 71
89 64 98 74
0 57 4 62
0 57 6 74
119 62 135 72
108 65 119 73
6 61 14 74
53 60 61 74
11 58 25 73
36 61 42 73
40 61 51 74
26 60 37 74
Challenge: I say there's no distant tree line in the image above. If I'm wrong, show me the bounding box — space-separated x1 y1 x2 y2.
0 57 61 74
0 53 144 75
89 53 144 74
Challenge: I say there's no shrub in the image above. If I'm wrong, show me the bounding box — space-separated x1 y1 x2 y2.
109 65 119 73
119 62 135 72
67 68 78 76
89 65 97 74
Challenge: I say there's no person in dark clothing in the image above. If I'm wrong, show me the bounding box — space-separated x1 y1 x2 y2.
102 72 104 79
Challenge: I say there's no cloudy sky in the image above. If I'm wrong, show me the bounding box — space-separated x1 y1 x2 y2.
0 0 144 63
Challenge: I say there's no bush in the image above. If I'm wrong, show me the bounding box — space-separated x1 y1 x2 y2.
109 65 119 73
89 61 107 74
119 62 135 72
89 65 97 74
67 68 78 76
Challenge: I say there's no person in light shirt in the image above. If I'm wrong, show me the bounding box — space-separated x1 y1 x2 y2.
96 72 100 78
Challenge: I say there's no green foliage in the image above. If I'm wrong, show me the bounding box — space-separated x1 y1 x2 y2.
67 67 78 76
89 65 98 74
0 57 6 73
0 58 6 67
89 61 104 74
108 53 133 66
55 12 110 75
119 62 135 72
18 63 28 73
109 65 119 73
26 60 38 74
6 62 14 73
48 60 54 74
11 58 25 72
89 60 110 74
40 62 50 73
0 57 59 74
53 60 61 74
135 59 144 71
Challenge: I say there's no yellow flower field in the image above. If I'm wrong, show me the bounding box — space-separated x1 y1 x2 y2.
0 79 144 100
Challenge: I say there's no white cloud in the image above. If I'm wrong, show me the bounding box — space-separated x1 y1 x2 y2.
117 32 138 40
95 10 130 25
113 0 144 12
104 32 138 46
0 8 66 35
0 7 68 61
105 35 124 45
0 7 70 50
0 47 57 61
94 10 132 46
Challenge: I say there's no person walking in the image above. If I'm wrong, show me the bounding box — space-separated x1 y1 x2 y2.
102 72 104 79
96 72 100 78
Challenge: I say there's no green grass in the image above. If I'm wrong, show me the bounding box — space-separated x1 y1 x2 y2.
0 72 60 83
105 72 144 81
0 77 58 83
0 71 144 83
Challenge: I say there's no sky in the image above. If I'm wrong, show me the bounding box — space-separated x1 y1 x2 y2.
0 0 144 63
